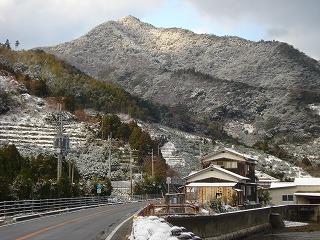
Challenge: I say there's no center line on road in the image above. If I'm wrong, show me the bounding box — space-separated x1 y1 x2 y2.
15 206 123 240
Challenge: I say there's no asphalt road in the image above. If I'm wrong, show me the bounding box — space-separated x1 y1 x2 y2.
0 201 146 240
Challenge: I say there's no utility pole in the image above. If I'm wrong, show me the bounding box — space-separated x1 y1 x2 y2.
128 146 137 201
198 139 204 170
108 133 112 179
71 161 74 184
53 104 69 181
129 147 133 201
57 104 63 181
151 148 154 178
69 153 74 184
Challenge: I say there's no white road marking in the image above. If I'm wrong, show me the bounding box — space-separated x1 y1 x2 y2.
105 215 133 240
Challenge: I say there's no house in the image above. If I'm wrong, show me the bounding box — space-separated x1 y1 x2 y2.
184 148 258 206
268 178 320 205
255 170 280 188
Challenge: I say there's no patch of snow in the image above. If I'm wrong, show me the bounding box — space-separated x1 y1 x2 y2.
242 123 254 134
283 220 308 227
129 216 173 240
308 104 320 115
129 216 200 240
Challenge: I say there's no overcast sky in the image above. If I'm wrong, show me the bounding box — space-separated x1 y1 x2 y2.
1 0 319 60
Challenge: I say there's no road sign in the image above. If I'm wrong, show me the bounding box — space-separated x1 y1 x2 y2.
97 183 101 189
97 188 101 194
166 177 171 184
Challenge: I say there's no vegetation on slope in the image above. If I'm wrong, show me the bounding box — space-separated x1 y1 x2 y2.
0 46 179 200
0 46 162 122
0 45 237 146
0 144 97 201
0 113 173 201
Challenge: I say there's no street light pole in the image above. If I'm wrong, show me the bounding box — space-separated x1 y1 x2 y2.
151 148 154 178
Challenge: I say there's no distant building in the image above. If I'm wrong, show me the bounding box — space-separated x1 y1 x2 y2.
184 148 258 206
111 181 131 194
268 178 320 205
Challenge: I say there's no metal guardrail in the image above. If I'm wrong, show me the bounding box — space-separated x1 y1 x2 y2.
0 195 149 219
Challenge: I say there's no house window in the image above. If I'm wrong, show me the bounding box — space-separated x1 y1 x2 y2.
225 162 237 169
246 186 251 196
282 195 294 204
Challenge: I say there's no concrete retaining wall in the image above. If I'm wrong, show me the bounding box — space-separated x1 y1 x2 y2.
166 208 271 240
166 204 320 240
271 204 320 222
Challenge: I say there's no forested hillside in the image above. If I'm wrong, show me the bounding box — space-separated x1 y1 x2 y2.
0 46 163 122
0 45 176 201
42 16 320 152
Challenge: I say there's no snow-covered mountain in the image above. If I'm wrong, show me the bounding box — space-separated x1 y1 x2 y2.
41 16 320 158
1 15 319 180
0 72 312 180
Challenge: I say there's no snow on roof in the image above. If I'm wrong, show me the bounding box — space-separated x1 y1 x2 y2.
269 178 320 189
211 165 249 180
255 170 280 182
294 192 320 197
186 170 198 177
186 182 237 187
224 147 257 161
294 178 320 186
201 147 257 164
269 182 296 189
185 165 249 181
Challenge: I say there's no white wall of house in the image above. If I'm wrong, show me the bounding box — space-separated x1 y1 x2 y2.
269 186 297 205
269 180 320 205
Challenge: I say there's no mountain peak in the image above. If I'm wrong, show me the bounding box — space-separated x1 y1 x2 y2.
119 15 141 23
117 15 153 29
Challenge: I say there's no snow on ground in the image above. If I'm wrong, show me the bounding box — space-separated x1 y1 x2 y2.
256 154 311 179
283 220 309 228
129 216 201 240
129 216 172 240
129 216 310 240
308 104 320 116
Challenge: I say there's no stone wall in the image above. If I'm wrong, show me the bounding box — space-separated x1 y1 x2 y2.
166 205 320 240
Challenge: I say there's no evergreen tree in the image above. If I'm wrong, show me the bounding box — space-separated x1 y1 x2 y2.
0 175 10 201
10 174 34 200
4 39 10 49
15 40 20 49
